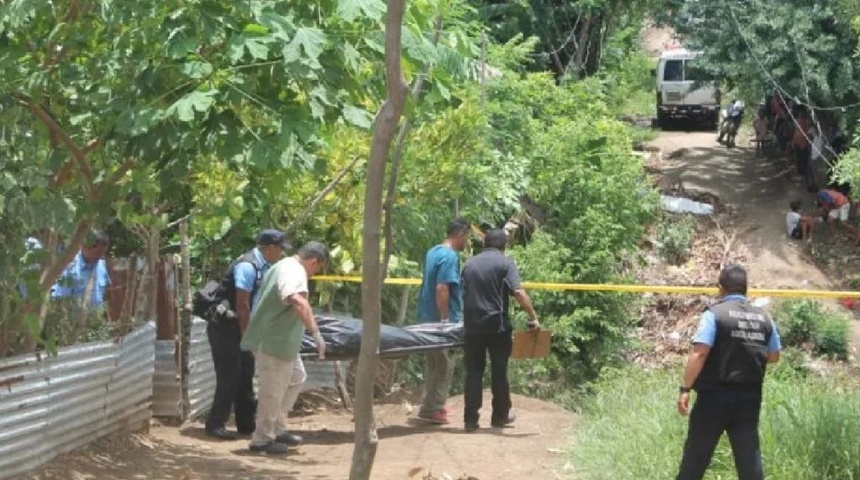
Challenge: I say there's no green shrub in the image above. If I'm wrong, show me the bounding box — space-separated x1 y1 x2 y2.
508 231 639 396
656 214 696 265
773 299 820 346
768 347 811 379
772 299 850 359
814 314 850 360
572 366 860 480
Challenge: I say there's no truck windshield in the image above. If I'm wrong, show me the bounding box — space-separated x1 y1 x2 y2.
663 60 683 81
684 60 711 82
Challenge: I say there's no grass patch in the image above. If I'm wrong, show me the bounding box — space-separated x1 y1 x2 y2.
571 365 860 479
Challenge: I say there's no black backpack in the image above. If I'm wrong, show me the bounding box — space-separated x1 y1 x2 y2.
192 250 265 319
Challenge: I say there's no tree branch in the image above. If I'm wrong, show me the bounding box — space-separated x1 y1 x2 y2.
380 15 443 278
38 218 95 292
107 159 134 185
284 155 362 236
16 95 94 184
83 128 113 155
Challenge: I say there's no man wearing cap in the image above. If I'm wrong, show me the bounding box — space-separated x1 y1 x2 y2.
205 229 289 440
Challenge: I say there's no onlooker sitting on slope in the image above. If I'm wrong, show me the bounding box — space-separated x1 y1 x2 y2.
786 200 813 241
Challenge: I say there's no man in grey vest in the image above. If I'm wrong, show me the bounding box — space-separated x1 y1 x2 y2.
676 264 782 480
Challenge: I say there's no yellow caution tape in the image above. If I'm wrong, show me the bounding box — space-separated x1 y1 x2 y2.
312 275 860 299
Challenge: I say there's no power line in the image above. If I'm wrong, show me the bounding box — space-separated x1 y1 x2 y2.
725 2 860 112
726 2 836 171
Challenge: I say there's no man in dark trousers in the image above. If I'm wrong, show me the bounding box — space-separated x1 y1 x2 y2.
205 229 289 440
461 228 539 431
676 264 782 480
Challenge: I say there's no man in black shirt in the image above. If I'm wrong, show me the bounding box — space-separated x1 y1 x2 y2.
461 228 539 431
676 264 782 480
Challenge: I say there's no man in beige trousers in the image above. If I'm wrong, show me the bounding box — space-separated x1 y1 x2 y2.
241 241 328 455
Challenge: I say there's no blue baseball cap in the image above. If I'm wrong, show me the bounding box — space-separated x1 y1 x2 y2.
257 229 291 250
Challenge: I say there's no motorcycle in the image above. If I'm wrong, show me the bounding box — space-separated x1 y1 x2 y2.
717 100 745 148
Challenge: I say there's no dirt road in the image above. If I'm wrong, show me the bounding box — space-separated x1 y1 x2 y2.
652 129 838 291
23 393 574 480
651 128 860 358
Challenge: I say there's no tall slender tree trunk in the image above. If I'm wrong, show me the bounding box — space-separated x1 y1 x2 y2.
349 1 409 479
380 15 443 276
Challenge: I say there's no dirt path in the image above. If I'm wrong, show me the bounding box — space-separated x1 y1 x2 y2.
651 130 836 289
22 393 574 480
650 129 860 352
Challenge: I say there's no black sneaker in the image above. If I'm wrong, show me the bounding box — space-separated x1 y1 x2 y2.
249 441 289 455
274 433 303 446
491 409 516 428
464 423 479 432
205 427 239 440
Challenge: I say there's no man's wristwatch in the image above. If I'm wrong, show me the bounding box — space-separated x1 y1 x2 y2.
679 386 692 394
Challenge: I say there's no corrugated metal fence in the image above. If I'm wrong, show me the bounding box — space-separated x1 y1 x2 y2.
0 322 156 480
187 317 217 420
152 340 181 418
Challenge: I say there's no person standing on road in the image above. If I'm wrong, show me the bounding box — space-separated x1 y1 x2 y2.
675 264 781 480
205 229 289 440
790 109 814 191
241 241 328 455
416 218 471 425
461 228 539 432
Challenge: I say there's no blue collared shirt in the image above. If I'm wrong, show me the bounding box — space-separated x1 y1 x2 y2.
234 248 271 309
51 251 111 307
18 237 44 298
693 295 781 353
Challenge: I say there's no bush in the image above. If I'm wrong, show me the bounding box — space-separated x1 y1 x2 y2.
508 231 639 397
773 299 820 346
772 299 850 359
572 366 860 480
815 314 850 360
656 214 696 265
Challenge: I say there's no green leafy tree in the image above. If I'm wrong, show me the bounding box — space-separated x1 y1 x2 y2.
471 0 659 78
0 0 476 351
665 0 860 123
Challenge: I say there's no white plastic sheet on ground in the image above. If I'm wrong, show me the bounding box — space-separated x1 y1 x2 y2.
660 195 714 216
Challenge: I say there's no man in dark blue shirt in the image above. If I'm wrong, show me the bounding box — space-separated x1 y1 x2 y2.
461 229 538 431
415 218 470 424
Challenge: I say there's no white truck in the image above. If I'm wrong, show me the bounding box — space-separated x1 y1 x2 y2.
654 48 721 130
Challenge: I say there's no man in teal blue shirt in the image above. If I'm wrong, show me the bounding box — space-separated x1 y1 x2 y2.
416 218 470 424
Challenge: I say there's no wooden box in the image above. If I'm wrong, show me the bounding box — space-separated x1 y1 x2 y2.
511 329 552 359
